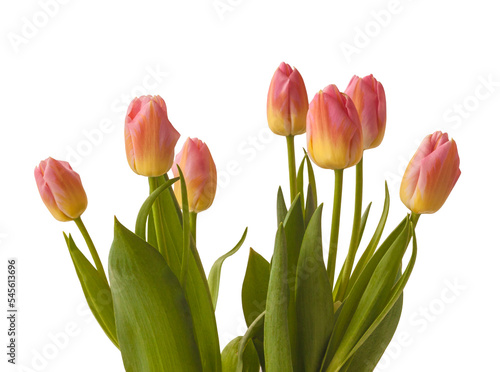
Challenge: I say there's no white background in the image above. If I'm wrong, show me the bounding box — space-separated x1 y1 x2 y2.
1 0 499 371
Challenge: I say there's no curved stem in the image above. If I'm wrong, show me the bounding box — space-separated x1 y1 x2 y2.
149 177 169 263
337 157 364 301
286 135 297 204
74 217 107 283
327 169 344 288
410 212 420 228
189 212 197 243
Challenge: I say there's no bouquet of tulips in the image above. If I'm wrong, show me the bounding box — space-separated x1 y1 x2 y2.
35 62 461 372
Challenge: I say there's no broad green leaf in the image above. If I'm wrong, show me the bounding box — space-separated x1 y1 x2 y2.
346 293 403 372
347 183 390 295
327 218 411 372
337 228 418 372
242 249 270 328
283 194 304 370
283 194 305 296
149 176 222 371
109 218 202 371
296 205 334 372
135 177 179 240
64 233 118 348
264 224 293 372
237 312 266 372
323 217 408 370
222 336 260 372
208 228 248 309
277 186 288 226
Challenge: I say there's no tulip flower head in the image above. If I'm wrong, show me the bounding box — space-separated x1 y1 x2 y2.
173 138 217 213
35 158 88 222
267 62 309 136
125 95 180 177
306 84 363 170
345 74 387 150
400 131 461 214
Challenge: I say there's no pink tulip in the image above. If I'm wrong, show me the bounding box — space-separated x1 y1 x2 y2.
267 62 309 136
125 95 180 177
400 131 461 214
35 158 88 222
306 84 363 170
173 138 217 213
345 74 387 150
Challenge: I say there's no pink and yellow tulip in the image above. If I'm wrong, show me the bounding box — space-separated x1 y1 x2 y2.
306 84 363 170
400 131 461 214
267 62 309 136
345 74 386 150
125 95 180 177
173 138 217 213
35 158 88 222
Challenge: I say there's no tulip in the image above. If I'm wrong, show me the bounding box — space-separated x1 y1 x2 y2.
35 158 88 222
172 138 217 213
306 84 363 170
125 95 180 177
400 131 461 214
267 62 309 136
344 74 387 150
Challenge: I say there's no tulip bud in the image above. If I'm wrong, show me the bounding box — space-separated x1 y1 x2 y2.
125 95 180 177
35 158 88 222
267 62 309 136
172 138 217 213
306 84 363 170
400 131 461 214
345 74 387 150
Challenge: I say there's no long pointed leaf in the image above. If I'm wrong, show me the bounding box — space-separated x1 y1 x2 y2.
208 228 248 309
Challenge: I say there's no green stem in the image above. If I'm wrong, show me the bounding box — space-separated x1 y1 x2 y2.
189 212 197 243
148 177 169 264
286 135 297 204
74 217 107 283
327 169 344 288
337 157 364 301
411 212 421 228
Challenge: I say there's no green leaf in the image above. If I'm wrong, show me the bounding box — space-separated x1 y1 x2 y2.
304 149 318 207
327 218 412 372
242 249 270 328
208 228 248 309
147 212 158 248
237 312 266 372
149 176 223 371
135 177 179 240
264 224 293 372
346 293 403 372
222 336 260 372
357 202 372 249
64 233 118 348
277 187 288 226
347 183 390 294
304 184 316 228
339 228 418 372
109 218 202 371
297 156 306 213
295 205 334 372
283 194 305 296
